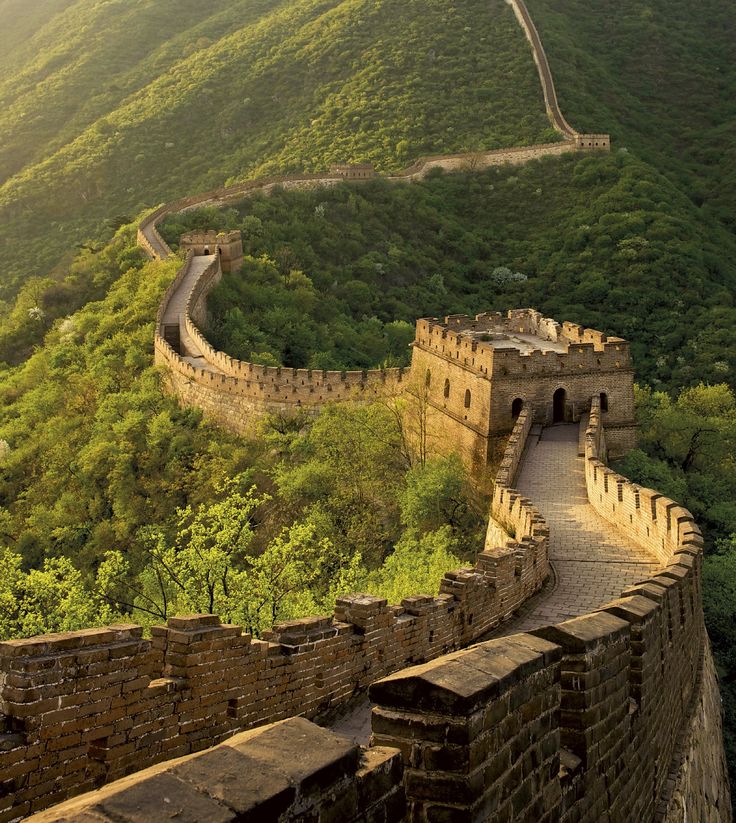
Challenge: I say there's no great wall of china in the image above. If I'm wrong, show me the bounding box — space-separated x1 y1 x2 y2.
0 0 731 820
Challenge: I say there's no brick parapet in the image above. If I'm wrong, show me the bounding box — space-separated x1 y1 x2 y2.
0 452 549 822
1 402 729 822
364 407 730 822
25 716 405 823
584 397 702 567
414 311 631 379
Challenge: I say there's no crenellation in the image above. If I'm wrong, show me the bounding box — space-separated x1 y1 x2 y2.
8 15 731 812
0 423 550 819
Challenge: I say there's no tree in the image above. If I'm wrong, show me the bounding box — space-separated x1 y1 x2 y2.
400 455 468 532
0 549 118 640
97 476 267 624
366 527 462 605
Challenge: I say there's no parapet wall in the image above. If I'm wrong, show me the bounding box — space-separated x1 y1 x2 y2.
2 413 730 822
584 398 697 566
0 435 549 821
26 717 405 823
368 403 732 822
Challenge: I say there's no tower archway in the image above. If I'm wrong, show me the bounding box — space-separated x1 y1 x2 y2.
553 388 566 423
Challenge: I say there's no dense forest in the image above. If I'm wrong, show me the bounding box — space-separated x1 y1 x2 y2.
160 153 736 391
0 0 735 794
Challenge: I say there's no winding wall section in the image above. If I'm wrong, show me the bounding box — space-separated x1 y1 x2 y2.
137 0 610 434
0 409 550 821
0 2 729 820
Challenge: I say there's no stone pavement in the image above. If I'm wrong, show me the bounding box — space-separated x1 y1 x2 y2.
328 423 661 743
488 423 660 635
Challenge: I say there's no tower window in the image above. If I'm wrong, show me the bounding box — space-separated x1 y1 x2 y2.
444 379 450 399
464 389 471 409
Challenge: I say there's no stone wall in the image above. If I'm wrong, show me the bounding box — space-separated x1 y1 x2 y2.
25 716 404 823
1 406 730 822
412 311 636 458
366 403 732 822
663 640 732 822
504 0 577 138
0 430 549 821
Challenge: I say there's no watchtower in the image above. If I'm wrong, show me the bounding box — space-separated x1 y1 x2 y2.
179 229 244 273
574 133 610 150
329 163 376 180
410 308 636 472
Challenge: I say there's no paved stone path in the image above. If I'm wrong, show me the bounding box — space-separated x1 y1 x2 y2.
161 254 216 327
327 422 661 744
161 254 226 371
488 424 660 634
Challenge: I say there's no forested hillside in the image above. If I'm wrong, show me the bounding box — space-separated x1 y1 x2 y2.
0 0 735 792
0 0 551 316
528 0 736 228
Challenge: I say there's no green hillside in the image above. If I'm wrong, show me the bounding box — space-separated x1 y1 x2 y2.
160 154 736 393
0 0 552 307
527 0 736 227
0 0 735 791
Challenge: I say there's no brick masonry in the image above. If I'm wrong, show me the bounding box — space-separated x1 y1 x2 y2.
2 406 731 821
25 717 405 823
0 412 550 821
366 402 732 821
2 0 729 812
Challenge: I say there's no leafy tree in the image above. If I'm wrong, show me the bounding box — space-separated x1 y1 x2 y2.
400 455 468 532
365 527 463 605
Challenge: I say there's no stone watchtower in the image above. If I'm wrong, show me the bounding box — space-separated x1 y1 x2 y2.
179 229 244 273
410 308 637 473
329 163 377 180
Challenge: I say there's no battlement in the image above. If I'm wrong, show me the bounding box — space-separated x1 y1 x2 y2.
329 163 376 179
0 427 550 820
7 408 730 822
414 310 630 378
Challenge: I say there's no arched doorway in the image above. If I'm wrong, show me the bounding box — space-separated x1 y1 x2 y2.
511 398 523 418
553 388 566 423
600 392 609 412
203 246 210 255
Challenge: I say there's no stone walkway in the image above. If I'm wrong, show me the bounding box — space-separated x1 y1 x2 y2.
327 422 661 744
161 253 226 370
488 424 660 635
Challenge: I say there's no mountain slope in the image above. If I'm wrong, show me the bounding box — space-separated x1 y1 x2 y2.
0 0 553 303
527 0 736 226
